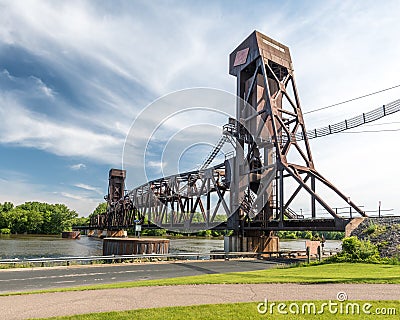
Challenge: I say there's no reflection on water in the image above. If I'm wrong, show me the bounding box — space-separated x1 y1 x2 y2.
0 235 342 259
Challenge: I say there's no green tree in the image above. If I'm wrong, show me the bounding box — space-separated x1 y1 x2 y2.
213 214 227 222
1 202 14 212
0 201 84 234
90 202 108 217
72 216 90 226
10 208 29 234
50 203 78 233
0 209 13 229
0 201 15 229
26 210 43 233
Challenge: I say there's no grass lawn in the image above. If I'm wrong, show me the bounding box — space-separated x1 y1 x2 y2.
1 262 400 296
42 300 400 319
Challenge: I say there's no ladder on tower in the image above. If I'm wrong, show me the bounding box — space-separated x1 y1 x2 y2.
199 135 229 171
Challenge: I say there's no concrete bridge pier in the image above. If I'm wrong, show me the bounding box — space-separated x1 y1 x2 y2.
224 231 279 254
103 238 170 255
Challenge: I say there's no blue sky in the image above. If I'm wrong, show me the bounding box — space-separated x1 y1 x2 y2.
1 0 400 216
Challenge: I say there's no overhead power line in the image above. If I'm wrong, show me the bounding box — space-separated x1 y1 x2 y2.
304 84 400 115
363 121 400 127
298 99 400 140
340 128 400 134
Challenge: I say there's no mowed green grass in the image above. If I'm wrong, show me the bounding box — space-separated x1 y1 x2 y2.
2 263 400 296
43 300 400 320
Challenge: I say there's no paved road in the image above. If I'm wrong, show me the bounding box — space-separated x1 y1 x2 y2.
0 259 281 293
1 283 399 320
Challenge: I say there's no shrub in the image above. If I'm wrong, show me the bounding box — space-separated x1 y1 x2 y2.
277 231 297 239
286 232 297 239
312 233 322 241
326 236 380 263
304 231 313 240
364 223 386 238
211 230 220 237
377 241 389 249
0 228 11 234
365 223 376 235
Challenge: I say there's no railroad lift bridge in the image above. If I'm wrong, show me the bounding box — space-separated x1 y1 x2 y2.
89 31 400 252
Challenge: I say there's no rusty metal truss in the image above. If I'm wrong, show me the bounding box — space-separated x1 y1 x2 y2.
92 164 234 232
87 31 400 234
228 31 366 232
126 164 231 232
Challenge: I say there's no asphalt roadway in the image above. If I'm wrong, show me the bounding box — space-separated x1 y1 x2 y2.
0 259 283 294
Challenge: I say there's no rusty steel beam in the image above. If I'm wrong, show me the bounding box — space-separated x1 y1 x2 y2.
89 31 374 234
228 30 365 231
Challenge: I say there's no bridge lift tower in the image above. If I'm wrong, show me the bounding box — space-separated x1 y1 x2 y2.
225 31 365 251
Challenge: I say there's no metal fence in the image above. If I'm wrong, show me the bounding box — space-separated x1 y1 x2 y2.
0 250 339 267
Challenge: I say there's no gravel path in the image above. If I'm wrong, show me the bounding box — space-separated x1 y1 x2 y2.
1 283 399 319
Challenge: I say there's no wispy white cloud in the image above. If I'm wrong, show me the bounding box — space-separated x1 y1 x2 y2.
0 94 123 164
1 69 13 79
30 76 55 98
74 183 103 195
69 163 86 170
146 160 167 173
60 192 86 201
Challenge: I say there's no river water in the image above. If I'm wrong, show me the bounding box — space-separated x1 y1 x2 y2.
0 235 342 259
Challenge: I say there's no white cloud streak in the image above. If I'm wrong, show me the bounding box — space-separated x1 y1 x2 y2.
30 76 55 98
74 183 103 195
69 163 86 170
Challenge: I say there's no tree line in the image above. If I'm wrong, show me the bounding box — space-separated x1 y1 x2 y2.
276 230 344 240
0 201 88 235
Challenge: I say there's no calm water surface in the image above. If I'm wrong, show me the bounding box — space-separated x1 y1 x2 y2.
0 235 341 259
0 235 103 259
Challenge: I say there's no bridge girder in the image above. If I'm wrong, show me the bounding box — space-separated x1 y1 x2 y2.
90 31 368 234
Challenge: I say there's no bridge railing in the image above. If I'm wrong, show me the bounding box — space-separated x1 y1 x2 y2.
294 99 400 141
0 249 340 267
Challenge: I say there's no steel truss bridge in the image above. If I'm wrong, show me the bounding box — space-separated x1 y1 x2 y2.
88 31 400 237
